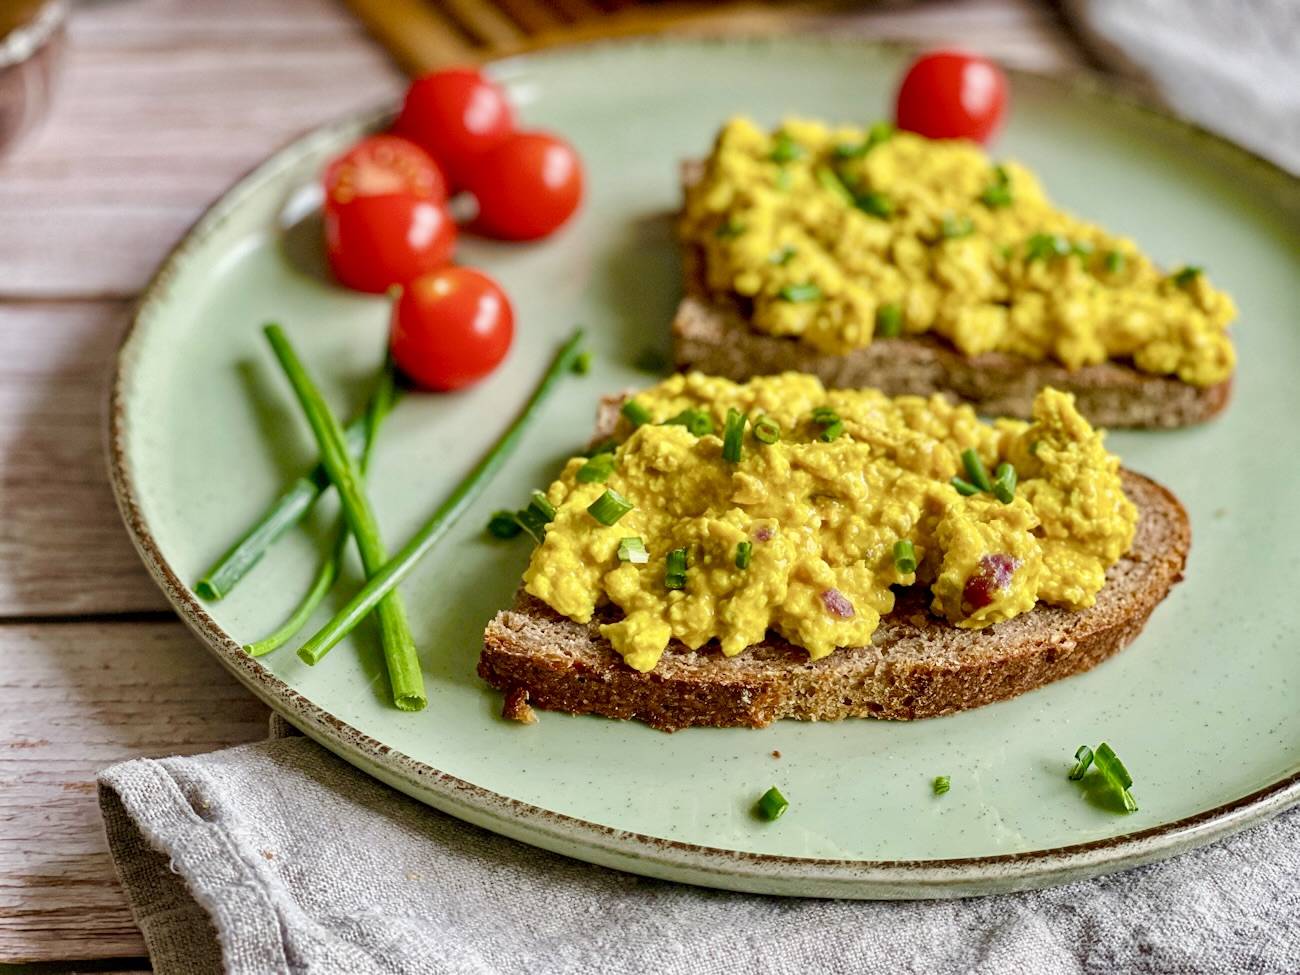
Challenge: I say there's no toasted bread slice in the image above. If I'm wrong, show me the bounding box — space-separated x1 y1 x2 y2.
480 391 1190 731
671 161 1231 429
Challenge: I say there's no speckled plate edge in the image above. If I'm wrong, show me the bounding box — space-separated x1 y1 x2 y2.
105 35 1300 900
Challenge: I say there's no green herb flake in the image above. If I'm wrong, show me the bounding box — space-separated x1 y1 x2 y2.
722 409 747 463
755 786 789 821
769 131 806 164
875 303 904 338
812 406 844 442
735 540 753 570
714 217 746 239
941 214 975 239
991 462 1017 504
620 399 652 428
960 448 994 493
576 452 617 484
1104 250 1126 274
768 244 798 265
665 547 688 590
1025 233 1073 262
587 489 634 526
855 190 893 219
1173 265 1203 287
1068 745 1094 781
634 347 670 375
779 282 823 303
893 539 917 574
815 165 856 206
753 415 781 445
663 408 715 437
617 536 649 564
980 164 1013 208
932 775 951 796
487 510 523 540
570 350 592 375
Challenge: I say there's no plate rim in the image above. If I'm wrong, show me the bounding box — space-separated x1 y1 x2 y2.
105 33 1300 899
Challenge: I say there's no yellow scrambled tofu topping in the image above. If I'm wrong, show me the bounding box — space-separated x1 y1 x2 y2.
679 117 1237 387
523 373 1138 673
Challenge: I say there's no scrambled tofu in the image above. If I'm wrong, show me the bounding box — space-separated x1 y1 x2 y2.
679 117 1237 387
523 373 1137 673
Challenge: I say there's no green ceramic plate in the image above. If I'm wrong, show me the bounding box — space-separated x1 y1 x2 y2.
108 37 1300 898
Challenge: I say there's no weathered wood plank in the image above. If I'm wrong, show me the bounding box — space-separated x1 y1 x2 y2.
0 620 269 964
0 302 170 615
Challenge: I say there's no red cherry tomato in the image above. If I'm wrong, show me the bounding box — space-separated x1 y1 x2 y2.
390 267 514 391
322 135 456 293
466 131 583 241
394 68 515 189
894 50 1008 144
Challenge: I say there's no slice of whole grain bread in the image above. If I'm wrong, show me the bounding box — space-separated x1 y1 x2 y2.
671 161 1231 428
480 466 1190 732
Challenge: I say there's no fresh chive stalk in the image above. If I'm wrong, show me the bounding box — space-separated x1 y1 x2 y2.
664 408 714 437
755 786 789 821
735 541 753 569
722 409 747 462
893 539 917 574
876 303 903 338
617 536 649 564
753 415 781 445
665 548 688 590
262 325 425 711
932 775 951 796
193 412 376 601
576 452 617 484
243 362 397 658
951 477 980 497
961 448 994 493
528 490 556 522
1094 742 1138 812
621 399 652 427
296 329 586 666
588 489 633 526
992 462 1018 504
487 510 523 539
1068 745 1094 781
812 407 844 442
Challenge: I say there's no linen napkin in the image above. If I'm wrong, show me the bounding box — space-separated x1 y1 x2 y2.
99 716 1300 975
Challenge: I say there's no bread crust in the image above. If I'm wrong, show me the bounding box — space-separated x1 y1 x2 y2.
671 162 1232 428
479 471 1190 732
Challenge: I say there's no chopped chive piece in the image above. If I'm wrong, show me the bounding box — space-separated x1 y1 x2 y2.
779 282 822 303
875 303 903 338
932 775 951 796
570 350 591 375
832 121 894 158
663 408 714 437
855 190 893 219
617 536 649 564
980 183 1013 208
1094 742 1138 812
768 244 798 265
1172 265 1203 286
587 489 634 526
1072 240 1095 258
893 539 917 574
951 476 980 496
1104 250 1126 274
513 505 550 543
722 409 747 462
735 540 753 569
941 214 975 239
868 120 894 146
528 490 556 522
1025 233 1073 261
665 547 688 590
577 452 617 484
992 462 1017 504
811 406 844 442
815 165 856 206
634 347 670 374
488 510 523 539
714 217 746 239
752 415 781 445
769 131 805 163
586 437 618 458
961 448 994 493
755 786 789 821
1068 745 1094 781
621 399 651 427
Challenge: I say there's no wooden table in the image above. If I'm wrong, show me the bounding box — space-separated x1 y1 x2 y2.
0 0 1089 968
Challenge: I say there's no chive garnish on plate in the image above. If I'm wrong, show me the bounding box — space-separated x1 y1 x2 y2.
722 409 747 462
570 350 591 375
1068 745 1094 780
875 303 903 338
295 329 586 666
961 448 994 493
617 536 649 564
735 540 753 570
621 399 652 427
932 775 951 796
576 452 617 484
893 539 917 574
588 489 634 526
755 786 789 821
992 462 1017 504
753 415 781 445
487 510 523 540
665 547 688 590
1094 742 1138 812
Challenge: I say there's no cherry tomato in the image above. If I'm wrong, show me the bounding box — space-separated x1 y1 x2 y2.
390 267 514 391
466 131 583 241
394 68 515 189
894 50 1008 144
322 135 456 293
